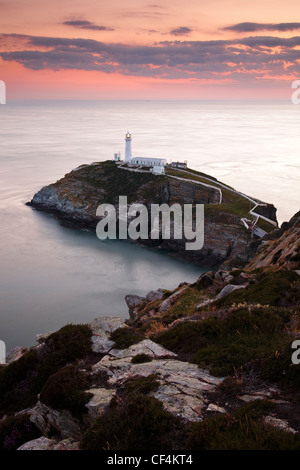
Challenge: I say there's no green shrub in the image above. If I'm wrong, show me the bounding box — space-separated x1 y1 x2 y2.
80 393 177 450
215 270 299 308
123 374 160 396
80 371 177 450
185 400 300 450
109 327 144 349
0 350 39 415
40 365 92 417
131 354 153 364
42 323 92 373
0 414 40 450
155 306 292 376
259 341 300 388
0 323 92 415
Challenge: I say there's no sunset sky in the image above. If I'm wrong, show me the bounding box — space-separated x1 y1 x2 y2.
0 0 300 99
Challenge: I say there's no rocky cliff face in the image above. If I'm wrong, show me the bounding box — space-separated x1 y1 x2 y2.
246 211 300 271
28 161 277 268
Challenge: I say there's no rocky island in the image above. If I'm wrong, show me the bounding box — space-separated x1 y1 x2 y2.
27 160 278 268
1 162 299 451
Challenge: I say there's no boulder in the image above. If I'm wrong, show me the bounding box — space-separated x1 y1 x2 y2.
85 388 116 420
146 289 164 302
28 401 82 440
206 403 226 414
89 316 128 354
215 283 247 301
192 272 214 289
125 295 146 320
17 437 56 450
17 437 79 450
107 339 177 360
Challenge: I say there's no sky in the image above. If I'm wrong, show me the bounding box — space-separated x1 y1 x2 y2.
0 0 300 99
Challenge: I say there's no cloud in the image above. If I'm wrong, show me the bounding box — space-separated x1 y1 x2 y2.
63 20 114 31
169 26 192 36
147 4 165 8
1 33 299 82
223 22 300 32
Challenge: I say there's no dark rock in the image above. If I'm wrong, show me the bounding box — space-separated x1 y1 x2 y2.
125 295 146 320
146 289 164 301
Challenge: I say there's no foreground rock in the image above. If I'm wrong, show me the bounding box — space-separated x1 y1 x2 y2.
17 437 79 450
92 345 223 422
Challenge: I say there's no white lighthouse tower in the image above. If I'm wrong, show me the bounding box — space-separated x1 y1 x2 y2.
125 131 132 163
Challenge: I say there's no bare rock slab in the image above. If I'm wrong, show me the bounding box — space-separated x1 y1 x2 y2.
92 353 223 422
108 339 177 360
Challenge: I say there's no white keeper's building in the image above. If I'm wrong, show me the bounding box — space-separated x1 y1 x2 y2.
114 132 167 174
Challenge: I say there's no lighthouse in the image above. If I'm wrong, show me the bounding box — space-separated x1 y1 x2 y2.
125 132 132 163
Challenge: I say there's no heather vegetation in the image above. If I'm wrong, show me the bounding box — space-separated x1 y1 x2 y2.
0 324 92 416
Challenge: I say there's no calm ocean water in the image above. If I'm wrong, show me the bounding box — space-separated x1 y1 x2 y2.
0 100 299 351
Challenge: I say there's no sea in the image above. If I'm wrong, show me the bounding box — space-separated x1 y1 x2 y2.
0 100 299 352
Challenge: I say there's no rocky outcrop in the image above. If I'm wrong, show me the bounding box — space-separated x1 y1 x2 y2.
17 437 79 450
246 211 300 271
25 400 82 440
91 342 223 422
3 316 226 450
89 316 128 354
27 161 277 267
125 295 146 321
